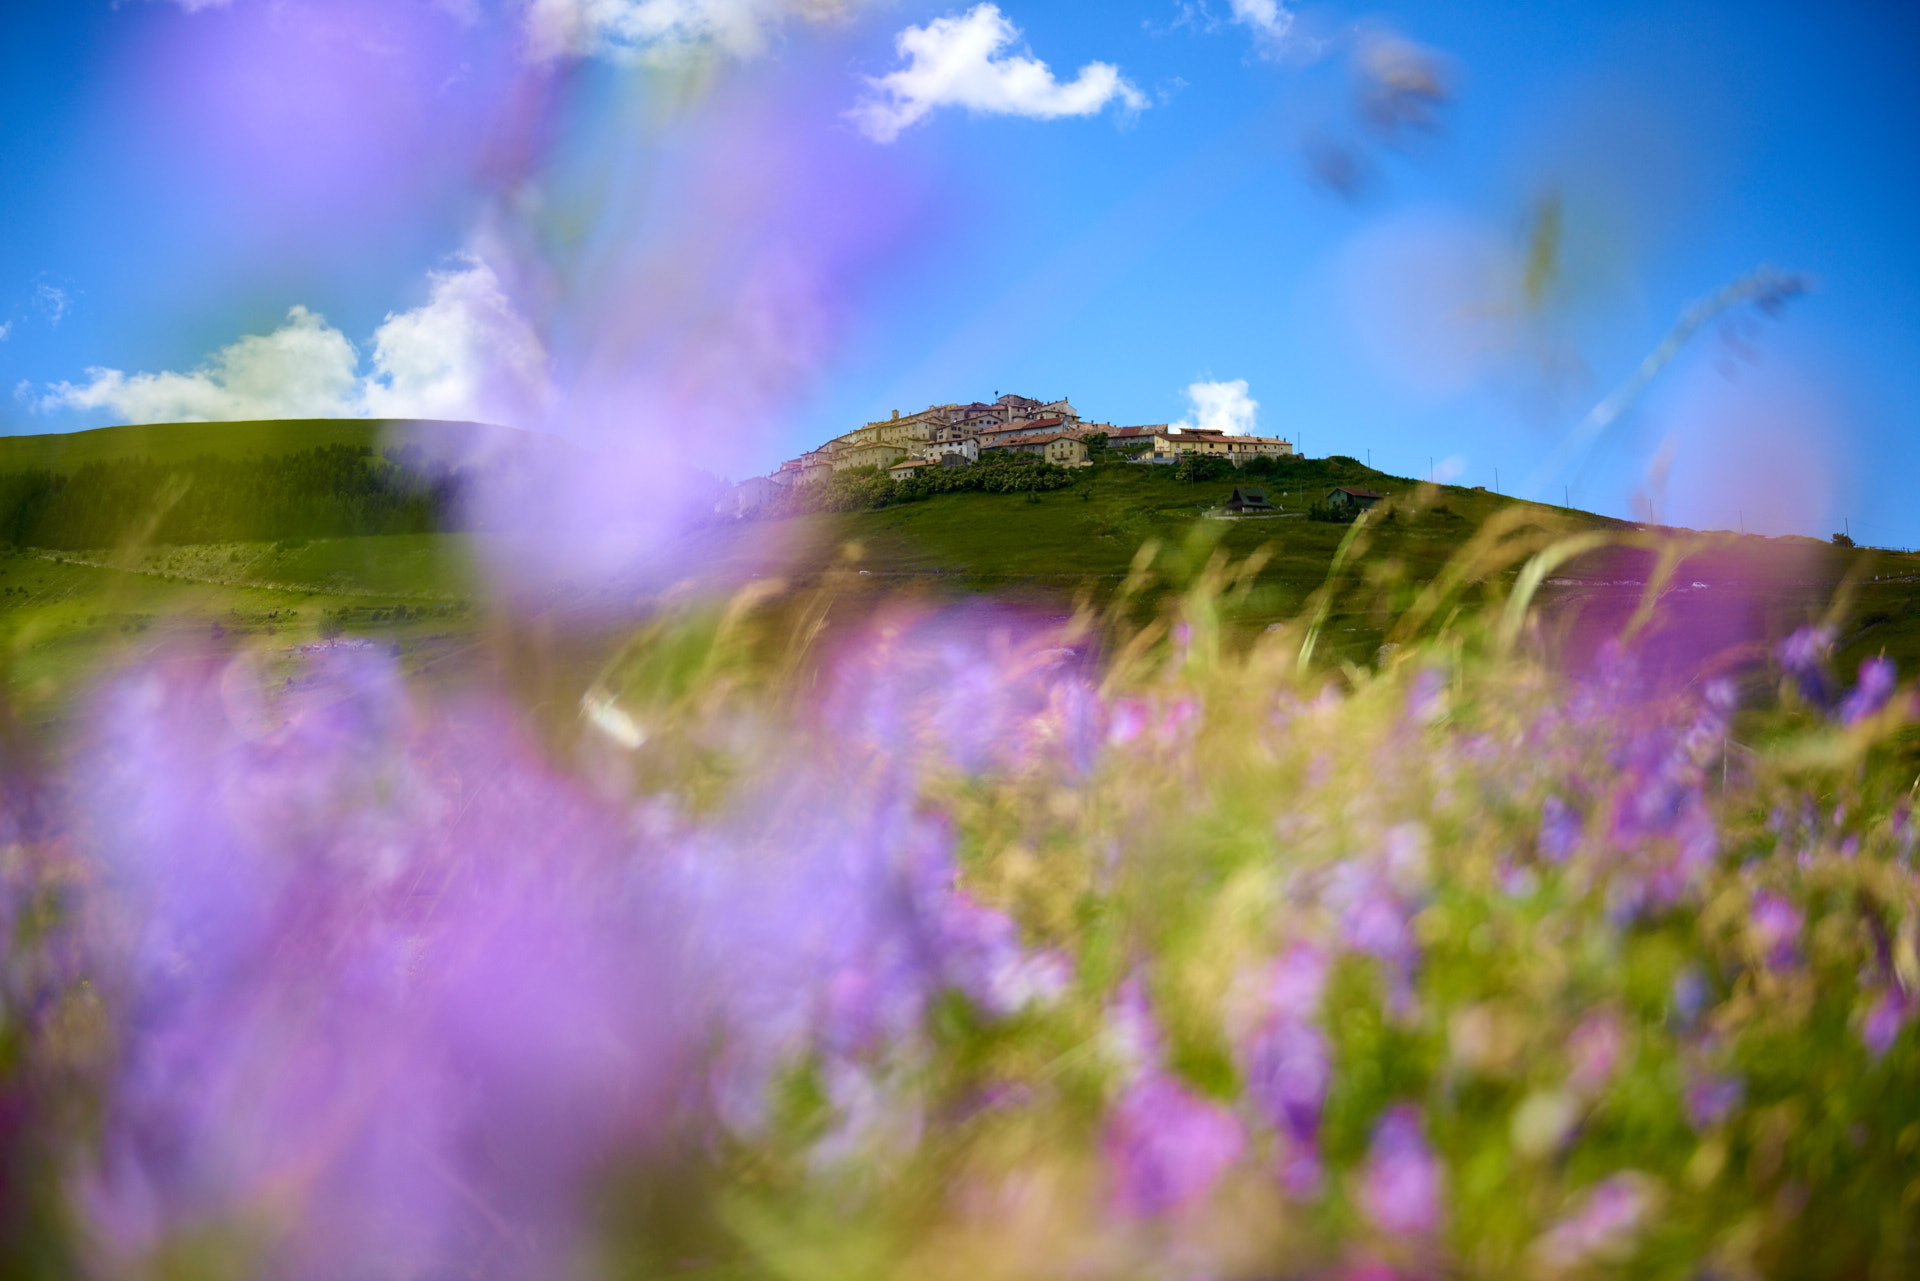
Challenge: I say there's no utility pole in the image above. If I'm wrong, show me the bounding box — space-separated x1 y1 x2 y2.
1565 485 1570 509
1429 456 1434 482
1495 467 1500 495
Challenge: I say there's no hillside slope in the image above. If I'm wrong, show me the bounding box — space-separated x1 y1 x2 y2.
0 423 1914 724
0 417 548 472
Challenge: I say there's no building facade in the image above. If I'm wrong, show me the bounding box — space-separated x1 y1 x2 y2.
1043 435 1090 468
835 442 910 471
763 392 1274 490
1150 429 1294 462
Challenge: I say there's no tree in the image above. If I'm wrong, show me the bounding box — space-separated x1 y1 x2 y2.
1832 531 1856 548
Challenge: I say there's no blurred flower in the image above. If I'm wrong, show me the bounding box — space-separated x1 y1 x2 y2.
1539 794 1582 862
1777 626 1836 709
1533 1173 1657 1270
1407 669 1448 723
1103 977 1162 1081
1839 656 1898 726
1567 1011 1625 1093
1355 31 1450 139
1862 989 1910 1058
939 894 1071 1016
1670 969 1711 1027
1108 698 1149 745
1749 891 1803 969
74 650 689 1278
1684 1072 1743 1131
1360 1105 1442 1238
1244 1015 1329 1169
1104 1071 1245 1217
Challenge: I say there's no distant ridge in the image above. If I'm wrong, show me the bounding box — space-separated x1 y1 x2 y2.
0 418 548 473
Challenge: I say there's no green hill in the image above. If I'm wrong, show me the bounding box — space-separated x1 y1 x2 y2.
0 417 544 472
0 421 1914 728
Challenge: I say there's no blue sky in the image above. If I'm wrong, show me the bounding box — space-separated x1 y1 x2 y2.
2 0 1917 544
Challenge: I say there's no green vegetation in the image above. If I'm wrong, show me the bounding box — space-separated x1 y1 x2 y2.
0 422 1916 728
773 456 1079 514
0 416 528 472
0 446 460 547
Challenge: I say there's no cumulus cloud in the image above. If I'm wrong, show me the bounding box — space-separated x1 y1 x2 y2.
524 0 861 61
42 307 362 423
1170 378 1259 435
361 256 554 426
850 4 1147 144
40 258 551 427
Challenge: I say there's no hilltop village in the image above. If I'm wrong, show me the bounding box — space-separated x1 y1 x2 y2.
721 392 1298 515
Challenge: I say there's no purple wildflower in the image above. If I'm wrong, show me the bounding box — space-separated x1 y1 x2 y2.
1670 969 1711 1027
938 893 1071 1016
1839 656 1898 725
73 651 691 1278
1533 1174 1655 1269
1244 1017 1330 1151
1359 1105 1442 1239
1107 698 1149 745
1863 990 1910 1058
1749 891 1803 969
1104 1071 1245 1217
1685 1072 1743 1130
1567 1012 1625 1093
1777 625 1836 708
1407 669 1447 723
1539 794 1581 862
1103 977 1163 1079
1329 864 1415 969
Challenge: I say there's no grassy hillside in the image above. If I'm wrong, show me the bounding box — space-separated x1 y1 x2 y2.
704 455 1920 675
0 417 543 472
0 422 1915 729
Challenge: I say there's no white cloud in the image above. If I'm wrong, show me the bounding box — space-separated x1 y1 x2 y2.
849 4 1147 144
36 285 70 327
1227 0 1294 53
523 0 860 61
42 307 361 423
1170 378 1259 435
361 256 554 426
0 322 11 342
39 258 551 427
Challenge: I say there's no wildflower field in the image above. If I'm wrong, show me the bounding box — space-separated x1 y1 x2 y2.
1 506 1915 1281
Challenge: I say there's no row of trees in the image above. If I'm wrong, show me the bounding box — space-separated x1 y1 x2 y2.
769 457 1079 516
0 446 465 549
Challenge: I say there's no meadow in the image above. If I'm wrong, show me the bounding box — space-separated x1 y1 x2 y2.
1 421 1917 1278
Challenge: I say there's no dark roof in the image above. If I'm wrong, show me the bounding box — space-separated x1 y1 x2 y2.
1230 486 1271 502
1156 431 1288 446
975 422 1067 443
1329 487 1385 499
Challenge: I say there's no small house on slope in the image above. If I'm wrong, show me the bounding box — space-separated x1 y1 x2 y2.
1326 486 1384 512
1225 486 1274 513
